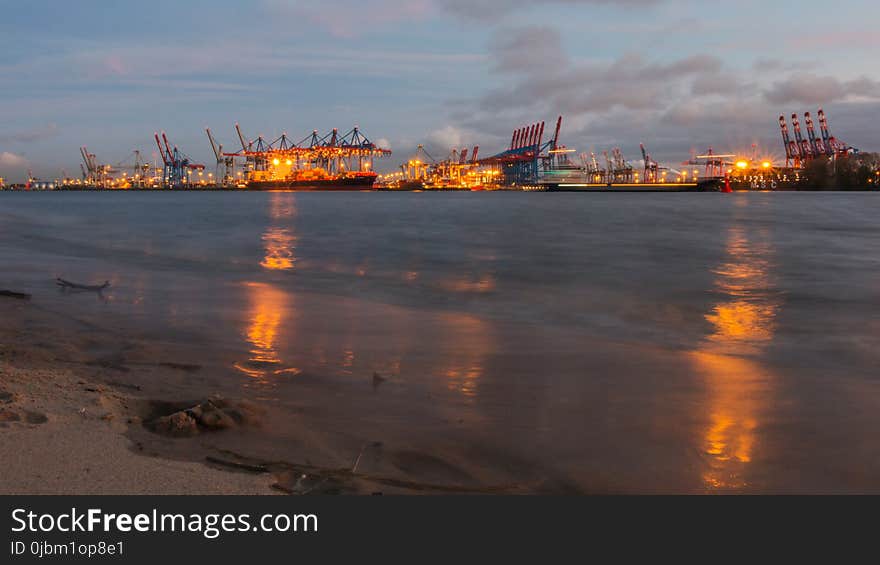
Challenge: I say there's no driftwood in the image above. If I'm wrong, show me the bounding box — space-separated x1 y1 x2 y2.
0 290 31 300
212 449 520 495
56 277 110 291
205 456 270 474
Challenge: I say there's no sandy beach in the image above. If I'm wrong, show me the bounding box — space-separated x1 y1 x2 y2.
0 295 571 495
0 298 279 495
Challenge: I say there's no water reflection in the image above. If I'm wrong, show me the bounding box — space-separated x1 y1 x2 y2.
704 228 779 354
238 191 497 397
234 282 300 382
261 193 297 271
692 224 782 490
439 313 492 399
440 274 497 294
261 228 297 271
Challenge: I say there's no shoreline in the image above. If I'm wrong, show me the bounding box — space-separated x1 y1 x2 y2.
0 296 580 496
0 298 277 495
2 186 878 192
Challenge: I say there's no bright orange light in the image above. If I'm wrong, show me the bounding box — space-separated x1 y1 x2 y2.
736 161 749 169
272 158 280 166
285 159 292 166
761 161 771 169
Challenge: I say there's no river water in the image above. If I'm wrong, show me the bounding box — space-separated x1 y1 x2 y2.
2 191 879 493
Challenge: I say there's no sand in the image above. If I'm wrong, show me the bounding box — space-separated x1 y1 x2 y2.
1 292 590 495
0 299 275 495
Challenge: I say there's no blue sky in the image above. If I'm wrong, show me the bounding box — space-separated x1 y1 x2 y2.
1 0 878 180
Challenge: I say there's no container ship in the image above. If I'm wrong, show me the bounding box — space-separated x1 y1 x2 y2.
220 126 391 191
532 142 710 192
243 168 378 190
704 109 862 191
702 168 807 192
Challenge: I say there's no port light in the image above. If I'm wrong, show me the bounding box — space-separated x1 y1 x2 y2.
736 161 749 169
762 161 772 169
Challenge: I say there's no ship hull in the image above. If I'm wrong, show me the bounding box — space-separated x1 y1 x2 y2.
245 175 377 191
542 182 712 192
700 173 807 192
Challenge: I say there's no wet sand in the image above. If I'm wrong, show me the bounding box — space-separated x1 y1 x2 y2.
0 299 277 494
0 297 584 495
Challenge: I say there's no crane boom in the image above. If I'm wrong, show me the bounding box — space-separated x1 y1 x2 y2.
804 112 822 156
206 128 222 162
791 114 811 159
161 132 174 163
817 108 834 155
235 123 249 152
155 133 170 165
551 116 562 151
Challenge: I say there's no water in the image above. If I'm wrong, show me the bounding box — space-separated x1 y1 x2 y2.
2 191 880 492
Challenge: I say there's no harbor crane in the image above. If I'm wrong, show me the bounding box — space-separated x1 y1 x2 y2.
481 116 560 185
640 143 661 183
206 128 234 185
779 108 858 168
155 131 205 188
689 148 736 178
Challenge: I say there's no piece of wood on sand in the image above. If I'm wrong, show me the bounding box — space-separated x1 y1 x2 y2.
0 290 31 300
56 277 110 291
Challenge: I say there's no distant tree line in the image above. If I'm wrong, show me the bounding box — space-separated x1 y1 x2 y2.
802 152 880 190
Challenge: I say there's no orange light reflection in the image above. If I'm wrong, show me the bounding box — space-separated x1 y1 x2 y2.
234 284 300 382
261 193 297 271
439 313 491 399
692 226 781 490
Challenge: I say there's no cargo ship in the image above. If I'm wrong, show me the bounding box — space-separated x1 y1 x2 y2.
541 181 710 192
244 169 377 190
219 125 390 191
536 162 711 192
711 168 807 191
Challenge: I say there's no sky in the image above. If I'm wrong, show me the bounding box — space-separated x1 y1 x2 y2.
1 0 879 181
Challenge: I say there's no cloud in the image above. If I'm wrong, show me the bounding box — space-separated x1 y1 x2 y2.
0 123 59 143
440 0 661 19
435 20 880 164
764 74 880 105
444 31 751 160
264 0 435 37
476 26 726 117
428 125 471 149
0 152 28 168
263 0 664 33
788 30 880 51
488 25 568 73
751 58 814 73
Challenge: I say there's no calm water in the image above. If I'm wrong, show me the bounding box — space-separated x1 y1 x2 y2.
2 191 880 492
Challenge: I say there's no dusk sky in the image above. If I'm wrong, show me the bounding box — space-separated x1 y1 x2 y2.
1 0 878 180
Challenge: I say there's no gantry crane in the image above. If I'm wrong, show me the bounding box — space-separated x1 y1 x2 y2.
206 128 235 185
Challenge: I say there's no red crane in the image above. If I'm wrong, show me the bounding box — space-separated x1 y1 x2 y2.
551 116 562 151
791 114 813 160
779 116 799 167
804 112 822 156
